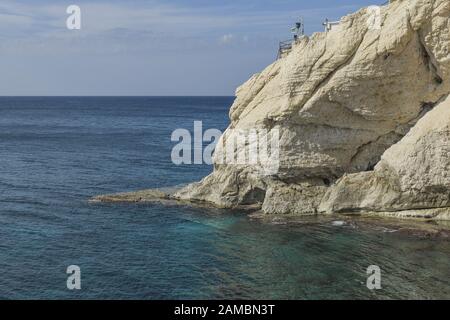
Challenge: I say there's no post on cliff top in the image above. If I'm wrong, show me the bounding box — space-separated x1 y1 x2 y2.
322 18 341 32
291 17 304 42
322 18 329 31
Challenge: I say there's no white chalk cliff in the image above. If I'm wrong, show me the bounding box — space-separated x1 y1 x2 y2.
172 0 450 220
94 0 450 220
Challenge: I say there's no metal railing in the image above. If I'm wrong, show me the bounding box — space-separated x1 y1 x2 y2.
276 1 390 59
277 39 293 59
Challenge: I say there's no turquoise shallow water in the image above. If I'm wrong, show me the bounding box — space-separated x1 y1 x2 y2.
0 97 449 299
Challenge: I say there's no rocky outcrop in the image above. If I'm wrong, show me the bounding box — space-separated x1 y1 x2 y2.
94 0 450 220
172 0 450 218
319 94 450 219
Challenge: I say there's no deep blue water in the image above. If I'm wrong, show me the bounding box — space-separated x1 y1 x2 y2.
0 97 449 300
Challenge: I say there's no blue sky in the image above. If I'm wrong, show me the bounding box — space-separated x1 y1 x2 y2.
0 0 378 96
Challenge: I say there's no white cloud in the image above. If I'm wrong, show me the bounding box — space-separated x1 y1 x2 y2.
219 34 234 45
0 1 363 41
0 0 374 95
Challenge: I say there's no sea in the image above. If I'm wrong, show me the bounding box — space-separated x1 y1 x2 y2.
0 96 449 299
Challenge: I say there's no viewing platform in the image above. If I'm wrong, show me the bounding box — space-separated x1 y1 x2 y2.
277 2 391 60
277 40 294 59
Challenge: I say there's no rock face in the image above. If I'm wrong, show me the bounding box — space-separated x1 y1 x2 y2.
319 94 450 216
173 0 450 219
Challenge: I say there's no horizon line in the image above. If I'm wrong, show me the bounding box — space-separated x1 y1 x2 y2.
0 95 237 98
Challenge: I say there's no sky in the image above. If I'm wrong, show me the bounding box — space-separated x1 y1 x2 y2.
0 0 378 96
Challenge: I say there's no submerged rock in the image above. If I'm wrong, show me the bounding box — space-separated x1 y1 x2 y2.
331 221 346 227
